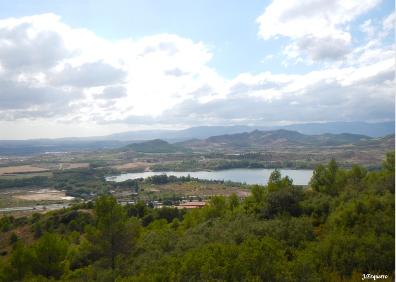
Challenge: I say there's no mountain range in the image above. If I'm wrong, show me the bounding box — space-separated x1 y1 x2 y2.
118 129 394 154
119 129 393 169
176 129 394 153
105 121 395 141
0 121 393 156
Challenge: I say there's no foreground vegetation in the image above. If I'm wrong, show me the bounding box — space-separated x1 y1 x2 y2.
0 152 394 281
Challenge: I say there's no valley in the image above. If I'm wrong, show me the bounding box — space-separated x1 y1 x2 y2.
0 128 393 216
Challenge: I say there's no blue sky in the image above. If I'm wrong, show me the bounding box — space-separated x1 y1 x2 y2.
0 0 394 138
2 0 391 77
0 0 280 77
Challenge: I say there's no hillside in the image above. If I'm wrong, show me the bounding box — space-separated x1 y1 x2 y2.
123 139 189 153
178 129 378 152
283 121 395 137
105 121 395 141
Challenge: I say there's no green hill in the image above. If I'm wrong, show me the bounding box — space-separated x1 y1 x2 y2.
124 139 188 153
179 129 375 151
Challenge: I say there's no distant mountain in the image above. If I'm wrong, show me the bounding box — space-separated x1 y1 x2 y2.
0 122 393 156
178 129 385 152
122 139 189 153
106 126 255 142
283 121 395 137
354 134 395 148
105 121 394 141
0 139 129 156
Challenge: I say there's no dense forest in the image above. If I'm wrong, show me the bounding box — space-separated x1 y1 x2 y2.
0 152 394 281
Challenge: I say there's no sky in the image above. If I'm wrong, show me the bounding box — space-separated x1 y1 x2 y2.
0 0 394 139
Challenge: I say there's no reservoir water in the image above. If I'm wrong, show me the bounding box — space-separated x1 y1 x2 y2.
106 168 313 186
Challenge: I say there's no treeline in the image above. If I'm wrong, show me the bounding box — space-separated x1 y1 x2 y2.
151 159 321 171
0 176 51 190
0 152 394 281
142 174 245 187
0 168 115 198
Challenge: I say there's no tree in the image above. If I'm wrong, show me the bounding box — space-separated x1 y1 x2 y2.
310 159 343 196
178 243 239 281
251 185 266 204
243 185 267 214
237 237 290 281
365 151 395 194
268 169 281 185
261 186 303 218
126 200 147 218
382 151 395 193
383 151 395 173
202 196 228 219
9 242 34 280
32 233 68 279
346 165 367 189
86 195 140 273
268 169 293 192
228 193 240 212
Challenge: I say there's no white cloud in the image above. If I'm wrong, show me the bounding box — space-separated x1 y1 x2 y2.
383 11 395 31
51 62 126 87
111 48 394 127
0 14 224 124
97 86 127 99
0 12 393 138
257 0 382 61
360 19 375 38
0 14 71 71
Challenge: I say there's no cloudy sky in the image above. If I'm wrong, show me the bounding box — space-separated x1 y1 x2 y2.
0 0 394 139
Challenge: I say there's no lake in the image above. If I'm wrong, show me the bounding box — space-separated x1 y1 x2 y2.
106 168 313 186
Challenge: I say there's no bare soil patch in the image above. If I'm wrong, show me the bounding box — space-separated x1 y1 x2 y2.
13 189 71 201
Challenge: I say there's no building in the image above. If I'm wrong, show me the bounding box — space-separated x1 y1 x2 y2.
176 201 206 209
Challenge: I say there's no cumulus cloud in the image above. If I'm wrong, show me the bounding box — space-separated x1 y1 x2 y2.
97 86 127 99
51 62 126 87
0 14 219 124
0 16 70 71
283 35 351 61
152 55 394 126
0 11 393 138
383 12 395 31
360 19 375 38
0 78 79 111
164 68 189 77
257 0 382 62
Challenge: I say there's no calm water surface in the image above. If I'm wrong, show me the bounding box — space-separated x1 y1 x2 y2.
107 168 313 186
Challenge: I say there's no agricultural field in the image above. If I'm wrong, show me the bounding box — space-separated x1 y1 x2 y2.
0 165 49 175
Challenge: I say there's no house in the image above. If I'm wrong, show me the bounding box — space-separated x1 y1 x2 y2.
176 201 206 209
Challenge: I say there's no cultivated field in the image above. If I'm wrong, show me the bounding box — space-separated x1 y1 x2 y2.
112 162 150 171
0 165 49 175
